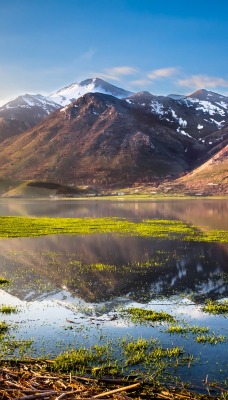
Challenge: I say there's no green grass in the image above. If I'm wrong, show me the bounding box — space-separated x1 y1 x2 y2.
0 305 18 314
0 216 227 242
166 325 210 335
195 335 226 345
124 307 175 324
53 338 185 380
0 321 9 334
0 277 9 285
202 300 228 315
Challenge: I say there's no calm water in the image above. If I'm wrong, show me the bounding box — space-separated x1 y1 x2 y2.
0 198 227 390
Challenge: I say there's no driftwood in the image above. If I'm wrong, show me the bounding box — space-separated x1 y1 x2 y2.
92 382 141 398
0 361 226 400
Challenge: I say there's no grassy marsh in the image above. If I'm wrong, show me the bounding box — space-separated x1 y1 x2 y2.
53 338 186 381
0 216 227 242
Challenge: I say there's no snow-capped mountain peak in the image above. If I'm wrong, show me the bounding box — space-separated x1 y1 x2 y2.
1 94 60 113
49 77 133 106
0 94 60 139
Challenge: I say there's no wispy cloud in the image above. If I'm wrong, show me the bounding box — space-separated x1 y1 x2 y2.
95 72 122 81
107 66 137 76
95 66 137 82
130 79 151 87
148 67 178 80
178 74 228 89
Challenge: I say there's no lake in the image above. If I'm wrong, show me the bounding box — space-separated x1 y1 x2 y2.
0 198 227 392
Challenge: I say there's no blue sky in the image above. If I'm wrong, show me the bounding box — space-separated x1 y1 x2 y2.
0 0 228 104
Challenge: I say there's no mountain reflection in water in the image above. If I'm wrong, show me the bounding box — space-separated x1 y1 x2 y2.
0 234 227 303
0 198 227 229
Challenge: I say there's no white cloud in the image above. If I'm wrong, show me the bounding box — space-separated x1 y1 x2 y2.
106 66 137 76
178 74 228 89
130 79 151 86
148 67 178 80
95 73 122 82
95 66 137 83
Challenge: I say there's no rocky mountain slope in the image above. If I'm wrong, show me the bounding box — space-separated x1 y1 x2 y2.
164 143 228 195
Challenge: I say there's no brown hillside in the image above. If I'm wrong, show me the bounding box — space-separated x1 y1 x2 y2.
0 93 204 187
167 145 228 195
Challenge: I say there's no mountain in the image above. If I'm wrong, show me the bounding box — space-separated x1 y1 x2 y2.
0 80 227 191
185 89 228 133
0 94 60 141
49 77 133 106
0 79 133 141
167 94 186 100
0 92 205 186
164 144 228 195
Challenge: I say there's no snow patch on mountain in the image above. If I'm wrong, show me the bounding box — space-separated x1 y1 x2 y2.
150 101 164 116
178 117 187 127
189 98 226 116
176 127 192 138
2 94 60 114
215 101 227 110
210 119 225 129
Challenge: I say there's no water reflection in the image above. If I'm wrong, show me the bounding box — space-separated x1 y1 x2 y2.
0 235 227 302
0 198 227 229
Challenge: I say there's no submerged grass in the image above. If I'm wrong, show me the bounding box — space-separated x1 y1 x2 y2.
0 216 227 242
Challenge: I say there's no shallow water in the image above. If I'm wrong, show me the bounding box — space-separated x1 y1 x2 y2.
0 198 227 390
